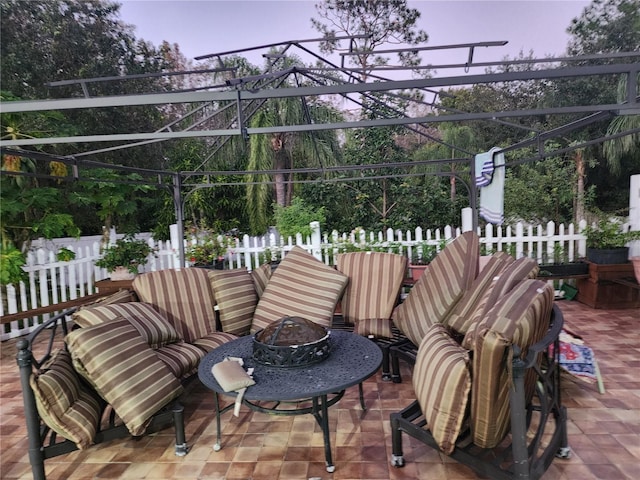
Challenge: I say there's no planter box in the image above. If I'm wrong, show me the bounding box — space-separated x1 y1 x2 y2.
407 264 428 282
576 261 640 309
537 262 589 278
586 247 629 265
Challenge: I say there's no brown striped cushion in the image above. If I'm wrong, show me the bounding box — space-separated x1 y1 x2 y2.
72 303 181 349
77 288 137 311
461 257 538 350
393 231 479 347
66 319 183 436
469 280 554 448
208 268 257 336
354 318 393 339
445 252 514 335
251 246 349 333
192 331 239 353
155 342 205 379
251 263 272 298
336 251 407 324
413 323 471 455
133 268 218 343
30 349 102 449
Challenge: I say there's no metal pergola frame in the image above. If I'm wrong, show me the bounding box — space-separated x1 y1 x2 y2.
1 37 639 265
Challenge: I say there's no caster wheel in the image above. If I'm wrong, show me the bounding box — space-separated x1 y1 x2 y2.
391 454 405 467
556 447 571 459
213 443 221 452
326 465 335 473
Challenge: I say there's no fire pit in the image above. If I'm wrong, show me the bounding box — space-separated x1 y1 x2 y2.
253 316 330 368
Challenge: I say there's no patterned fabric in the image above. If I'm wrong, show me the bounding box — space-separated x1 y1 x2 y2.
72 302 182 349
251 246 349 333
354 318 393 339
154 342 205 379
446 252 513 335
208 268 257 336
413 323 472 455
461 257 538 350
469 280 553 448
66 319 184 436
251 263 272 298
133 268 218 343
192 331 239 353
336 251 407 324
393 232 479 347
76 288 137 311
30 349 102 449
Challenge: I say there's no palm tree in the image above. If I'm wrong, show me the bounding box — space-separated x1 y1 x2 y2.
245 96 342 234
603 73 640 175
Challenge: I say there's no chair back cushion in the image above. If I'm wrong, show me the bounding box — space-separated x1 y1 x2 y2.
133 268 217 343
336 251 407 324
251 246 348 333
208 268 257 336
251 263 272 298
413 323 472 455
469 279 554 448
393 231 479 347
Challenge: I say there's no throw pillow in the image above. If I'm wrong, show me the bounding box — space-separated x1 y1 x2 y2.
251 263 272 298
208 268 257 336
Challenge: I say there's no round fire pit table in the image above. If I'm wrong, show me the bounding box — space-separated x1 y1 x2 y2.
198 330 382 473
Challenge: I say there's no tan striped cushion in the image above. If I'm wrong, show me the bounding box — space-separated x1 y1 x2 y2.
30 349 102 449
133 268 217 343
394 231 479 347
461 257 538 350
354 318 393 339
208 268 257 336
413 323 471 455
251 263 272 298
336 251 407 324
77 288 137 311
155 342 205 379
446 252 514 335
192 331 239 353
72 303 181 349
66 319 183 436
470 280 554 448
251 246 349 333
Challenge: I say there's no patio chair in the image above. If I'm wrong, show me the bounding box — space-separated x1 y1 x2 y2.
390 279 570 479
335 251 408 379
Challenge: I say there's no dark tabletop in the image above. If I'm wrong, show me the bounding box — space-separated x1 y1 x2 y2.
198 330 382 401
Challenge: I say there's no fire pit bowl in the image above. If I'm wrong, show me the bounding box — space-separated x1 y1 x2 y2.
253 316 330 368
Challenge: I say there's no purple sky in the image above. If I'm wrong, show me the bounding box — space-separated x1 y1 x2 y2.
118 0 592 76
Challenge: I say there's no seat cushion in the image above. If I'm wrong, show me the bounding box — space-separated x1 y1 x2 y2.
251 246 349 333
72 302 181 349
192 331 239 353
394 231 479 347
336 251 407 324
469 279 554 448
30 349 102 450
155 342 205 379
354 318 393 339
208 268 257 336
133 268 218 343
66 319 183 436
251 263 272 298
413 323 471 455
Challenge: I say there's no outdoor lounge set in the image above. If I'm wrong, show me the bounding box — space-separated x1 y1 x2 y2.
17 233 569 480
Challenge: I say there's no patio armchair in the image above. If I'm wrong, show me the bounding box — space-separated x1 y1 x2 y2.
335 251 408 380
390 279 570 479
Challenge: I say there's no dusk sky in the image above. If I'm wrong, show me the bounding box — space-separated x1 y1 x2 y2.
118 0 593 76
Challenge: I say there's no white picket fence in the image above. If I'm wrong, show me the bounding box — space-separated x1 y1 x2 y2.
1 220 590 341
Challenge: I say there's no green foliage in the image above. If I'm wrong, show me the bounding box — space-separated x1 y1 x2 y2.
582 218 640 249
95 234 154 274
0 243 26 285
274 198 326 238
56 247 76 262
184 227 234 267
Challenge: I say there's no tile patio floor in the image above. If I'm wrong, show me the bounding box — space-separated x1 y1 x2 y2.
1 300 639 479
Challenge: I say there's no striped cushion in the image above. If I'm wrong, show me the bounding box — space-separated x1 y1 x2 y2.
30 349 102 449
446 252 514 335
208 268 257 336
155 342 205 379
470 280 554 448
251 263 272 298
251 246 349 333
413 323 471 455
394 232 479 347
461 257 538 350
192 331 239 353
354 318 393 339
133 268 218 343
336 251 407 324
73 302 181 349
77 288 137 311
66 319 183 436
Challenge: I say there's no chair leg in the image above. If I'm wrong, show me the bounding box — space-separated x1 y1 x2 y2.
173 402 188 456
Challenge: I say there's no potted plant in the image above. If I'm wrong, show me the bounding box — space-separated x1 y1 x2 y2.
583 218 640 264
408 241 439 282
537 244 588 277
95 234 154 280
186 233 230 269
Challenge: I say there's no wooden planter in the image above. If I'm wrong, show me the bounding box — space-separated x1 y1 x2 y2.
576 261 640 309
